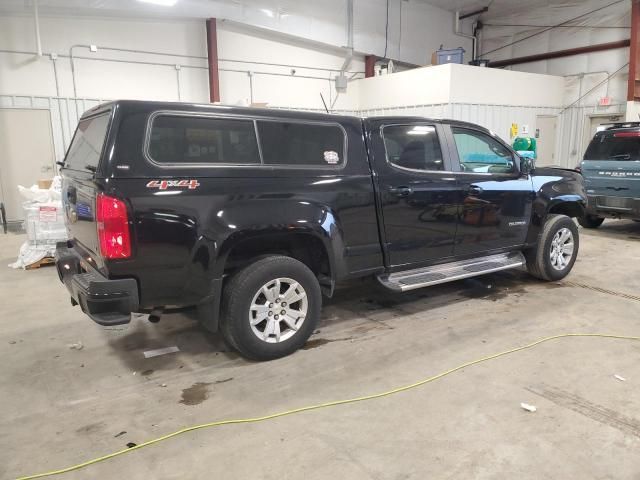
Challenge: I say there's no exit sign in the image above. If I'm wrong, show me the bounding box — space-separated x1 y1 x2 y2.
598 96 612 106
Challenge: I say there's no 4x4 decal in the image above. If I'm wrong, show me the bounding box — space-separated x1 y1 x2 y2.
146 180 200 190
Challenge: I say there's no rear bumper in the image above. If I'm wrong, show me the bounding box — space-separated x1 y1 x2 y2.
55 242 138 326
586 195 640 218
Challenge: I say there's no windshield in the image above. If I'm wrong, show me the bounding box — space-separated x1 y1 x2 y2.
63 112 110 171
584 132 640 161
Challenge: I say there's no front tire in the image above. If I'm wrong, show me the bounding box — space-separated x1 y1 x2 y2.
526 214 579 281
578 214 604 229
220 256 321 361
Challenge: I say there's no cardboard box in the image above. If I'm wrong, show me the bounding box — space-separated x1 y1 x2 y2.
38 179 53 190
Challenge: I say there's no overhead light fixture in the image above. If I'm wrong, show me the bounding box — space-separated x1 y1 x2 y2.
260 8 275 18
137 0 178 6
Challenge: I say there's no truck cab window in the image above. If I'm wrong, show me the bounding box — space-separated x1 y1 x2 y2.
382 125 444 171
452 128 515 174
149 115 260 165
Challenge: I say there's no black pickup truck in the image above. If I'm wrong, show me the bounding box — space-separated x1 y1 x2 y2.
56 100 586 360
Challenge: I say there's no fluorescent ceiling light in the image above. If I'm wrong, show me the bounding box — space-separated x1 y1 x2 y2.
137 0 178 6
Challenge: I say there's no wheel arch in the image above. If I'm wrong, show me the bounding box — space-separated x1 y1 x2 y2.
546 199 585 219
526 197 585 246
216 228 336 294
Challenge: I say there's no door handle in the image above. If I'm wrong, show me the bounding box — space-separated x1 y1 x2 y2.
468 185 483 195
388 186 413 197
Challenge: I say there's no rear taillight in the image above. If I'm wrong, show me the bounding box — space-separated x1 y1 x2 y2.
575 164 582 173
613 131 640 137
96 193 131 259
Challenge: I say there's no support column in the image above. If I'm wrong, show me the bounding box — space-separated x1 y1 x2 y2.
206 18 221 103
628 0 640 102
365 55 376 78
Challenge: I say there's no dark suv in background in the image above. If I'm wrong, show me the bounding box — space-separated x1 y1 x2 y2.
578 122 640 228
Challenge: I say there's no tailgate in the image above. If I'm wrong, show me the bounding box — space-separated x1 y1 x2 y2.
582 130 640 197
61 112 111 260
581 159 640 197
62 171 101 256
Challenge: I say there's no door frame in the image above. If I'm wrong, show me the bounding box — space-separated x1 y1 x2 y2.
365 118 461 270
535 114 558 167
581 112 623 160
0 107 58 226
441 123 533 256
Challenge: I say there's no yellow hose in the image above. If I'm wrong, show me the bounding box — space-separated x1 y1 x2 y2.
15 333 640 480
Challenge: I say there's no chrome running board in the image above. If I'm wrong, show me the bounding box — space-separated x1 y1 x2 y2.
377 252 526 292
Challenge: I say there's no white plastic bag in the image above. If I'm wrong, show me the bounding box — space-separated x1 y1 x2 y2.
8 242 55 269
9 176 68 269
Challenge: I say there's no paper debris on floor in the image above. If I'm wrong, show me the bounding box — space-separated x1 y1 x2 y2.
143 346 180 358
520 402 537 412
614 374 627 382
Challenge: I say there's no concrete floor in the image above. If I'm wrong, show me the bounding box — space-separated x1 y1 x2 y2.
1 220 639 480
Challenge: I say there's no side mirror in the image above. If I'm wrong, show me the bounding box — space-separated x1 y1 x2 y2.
519 155 535 175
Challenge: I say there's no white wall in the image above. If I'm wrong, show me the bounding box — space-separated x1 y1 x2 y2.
348 64 566 147
351 65 452 109
477 0 630 164
0 15 209 100
0 12 370 163
348 63 565 110
448 64 564 107
0 14 369 109
0 0 472 110
217 22 364 111
480 0 630 109
353 0 473 65
0 3 602 170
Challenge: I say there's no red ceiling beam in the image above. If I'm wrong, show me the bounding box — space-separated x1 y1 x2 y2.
490 39 630 69
206 18 221 103
628 0 640 101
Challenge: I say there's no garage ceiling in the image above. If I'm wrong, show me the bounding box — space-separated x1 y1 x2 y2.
423 0 552 16
0 0 535 20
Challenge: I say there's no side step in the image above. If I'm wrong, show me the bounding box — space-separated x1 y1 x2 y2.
377 252 526 292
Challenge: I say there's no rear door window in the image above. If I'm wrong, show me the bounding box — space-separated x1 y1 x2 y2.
382 125 444 171
257 121 345 167
64 113 110 172
584 131 640 161
149 115 260 165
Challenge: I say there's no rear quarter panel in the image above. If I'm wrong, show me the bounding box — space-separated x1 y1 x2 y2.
104 105 382 308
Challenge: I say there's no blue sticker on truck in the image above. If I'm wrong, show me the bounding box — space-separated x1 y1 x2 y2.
76 202 93 219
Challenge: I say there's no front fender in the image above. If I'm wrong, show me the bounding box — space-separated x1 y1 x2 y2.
526 168 587 244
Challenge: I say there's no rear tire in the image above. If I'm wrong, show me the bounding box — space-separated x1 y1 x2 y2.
578 214 604 229
526 214 579 281
220 255 321 361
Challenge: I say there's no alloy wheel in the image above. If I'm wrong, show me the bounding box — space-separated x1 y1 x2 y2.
249 278 308 343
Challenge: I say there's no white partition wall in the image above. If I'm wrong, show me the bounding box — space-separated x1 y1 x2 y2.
336 64 625 168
